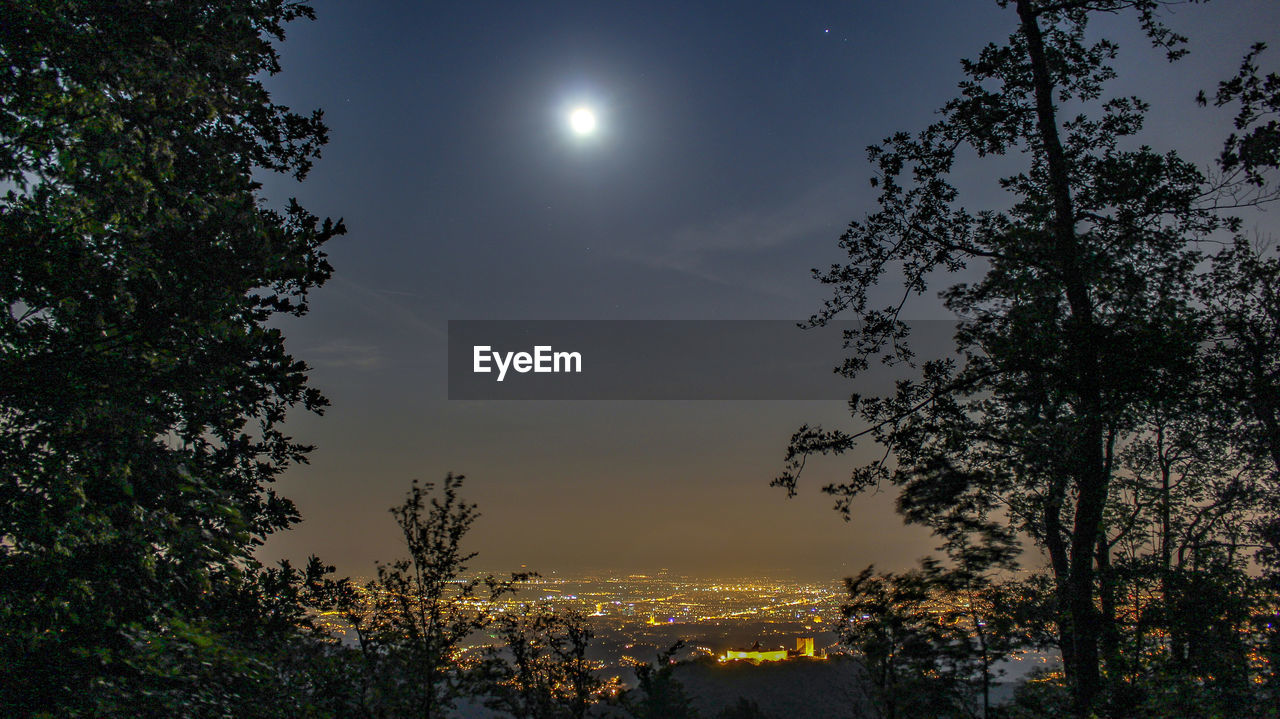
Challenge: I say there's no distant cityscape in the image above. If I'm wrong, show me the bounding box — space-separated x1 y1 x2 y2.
319 569 1059 686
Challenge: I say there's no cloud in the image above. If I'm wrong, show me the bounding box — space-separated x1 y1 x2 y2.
612 179 855 298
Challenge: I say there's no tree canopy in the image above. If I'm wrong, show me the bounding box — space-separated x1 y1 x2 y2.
0 1 343 714
775 2 1280 716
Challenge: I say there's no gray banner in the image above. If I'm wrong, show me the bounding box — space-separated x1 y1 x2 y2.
447 320 957 400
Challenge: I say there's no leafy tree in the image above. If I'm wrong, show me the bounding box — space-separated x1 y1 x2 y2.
930 543 1029 718
1201 234 1280 557
480 604 609 719
840 554 1031 719
1097 399 1270 710
0 1 343 715
338 474 528 718
774 2 1280 716
623 642 701 719
841 566 956 719
1194 52 1280 708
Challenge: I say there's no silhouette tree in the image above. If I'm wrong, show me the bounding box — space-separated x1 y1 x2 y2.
0 1 343 715
338 474 528 718
774 2 1280 716
623 642 701 719
480 604 608 719
840 566 953 719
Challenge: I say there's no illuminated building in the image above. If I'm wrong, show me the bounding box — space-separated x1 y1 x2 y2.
720 637 819 663
723 642 788 662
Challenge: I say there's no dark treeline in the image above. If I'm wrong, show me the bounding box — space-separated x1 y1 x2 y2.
3 1 1280 718
777 1 1280 718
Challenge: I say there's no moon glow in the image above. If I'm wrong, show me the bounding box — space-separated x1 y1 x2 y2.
568 107 597 135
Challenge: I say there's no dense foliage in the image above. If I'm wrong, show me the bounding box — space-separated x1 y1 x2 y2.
0 1 343 715
776 1 1280 717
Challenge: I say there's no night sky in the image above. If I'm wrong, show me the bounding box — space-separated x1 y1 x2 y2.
255 1 1280 581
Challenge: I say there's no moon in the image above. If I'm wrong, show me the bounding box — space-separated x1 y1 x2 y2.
568 106 597 135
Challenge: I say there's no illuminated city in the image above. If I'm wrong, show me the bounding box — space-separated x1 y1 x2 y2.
315 570 1060 687
320 571 839 669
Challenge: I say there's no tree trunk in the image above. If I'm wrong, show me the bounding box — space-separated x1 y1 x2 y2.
1043 475 1077 684
1015 2 1109 715
1156 426 1188 672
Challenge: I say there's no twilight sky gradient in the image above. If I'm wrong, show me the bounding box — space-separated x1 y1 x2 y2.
256 1 1280 581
